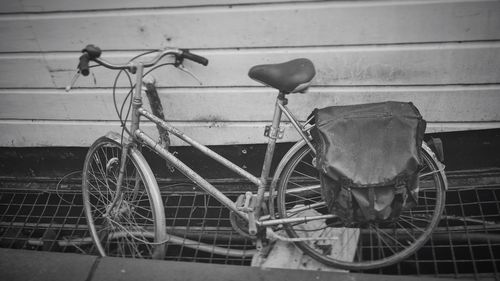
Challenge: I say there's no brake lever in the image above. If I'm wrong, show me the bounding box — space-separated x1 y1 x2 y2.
176 64 203 85
65 71 81 92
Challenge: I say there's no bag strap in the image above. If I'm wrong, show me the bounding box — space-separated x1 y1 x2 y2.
343 175 410 222
367 187 376 221
339 177 354 222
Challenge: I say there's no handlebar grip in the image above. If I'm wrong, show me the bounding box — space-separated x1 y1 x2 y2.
77 45 101 76
82 44 102 60
181 49 209 66
78 53 90 76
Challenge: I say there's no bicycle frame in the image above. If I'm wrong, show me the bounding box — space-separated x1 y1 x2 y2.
79 49 449 266
115 62 333 230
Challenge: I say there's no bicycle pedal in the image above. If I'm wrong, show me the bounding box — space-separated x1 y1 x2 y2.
234 192 258 236
236 191 255 213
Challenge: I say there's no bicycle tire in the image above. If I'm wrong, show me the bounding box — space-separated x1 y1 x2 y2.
82 136 167 259
276 143 446 270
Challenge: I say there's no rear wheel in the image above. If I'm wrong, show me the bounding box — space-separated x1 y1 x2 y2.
82 137 167 259
276 143 446 270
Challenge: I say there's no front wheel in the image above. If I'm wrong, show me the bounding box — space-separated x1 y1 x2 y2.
276 143 446 270
82 137 167 259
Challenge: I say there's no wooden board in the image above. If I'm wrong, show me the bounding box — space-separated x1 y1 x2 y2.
0 1 499 52
0 0 499 147
1 119 499 147
0 0 316 13
1 42 500 88
1 86 499 122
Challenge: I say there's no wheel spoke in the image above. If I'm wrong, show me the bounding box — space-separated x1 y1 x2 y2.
276 144 446 270
82 139 165 259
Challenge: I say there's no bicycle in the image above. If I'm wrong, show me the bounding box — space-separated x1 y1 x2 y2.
69 44 447 270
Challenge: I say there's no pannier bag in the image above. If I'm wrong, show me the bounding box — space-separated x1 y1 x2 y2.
311 101 426 223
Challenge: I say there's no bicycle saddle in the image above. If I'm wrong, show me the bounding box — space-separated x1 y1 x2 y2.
248 58 315 93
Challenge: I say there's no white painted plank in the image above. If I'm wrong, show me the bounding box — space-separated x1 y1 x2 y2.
1 42 500 88
1 0 499 148
1 120 499 147
1 1 499 52
0 1 23 13
0 54 58 88
0 0 315 13
0 120 280 147
1 86 499 122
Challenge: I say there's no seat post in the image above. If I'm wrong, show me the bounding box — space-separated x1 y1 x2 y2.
255 91 287 218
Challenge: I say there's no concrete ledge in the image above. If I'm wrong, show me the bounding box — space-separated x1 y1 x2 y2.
93 256 452 281
0 248 98 281
0 248 455 281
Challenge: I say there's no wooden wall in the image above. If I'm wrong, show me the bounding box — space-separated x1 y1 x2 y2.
1 0 499 146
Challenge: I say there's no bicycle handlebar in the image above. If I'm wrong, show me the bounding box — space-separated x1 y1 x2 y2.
180 49 209 66
78 45 208 76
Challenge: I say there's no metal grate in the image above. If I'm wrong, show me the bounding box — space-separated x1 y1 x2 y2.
0 188 90 254
1 173 499 280
161 190 254 265
0 182 254 266
359 184 500 280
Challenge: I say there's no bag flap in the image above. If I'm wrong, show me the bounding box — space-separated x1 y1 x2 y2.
313 101 426 186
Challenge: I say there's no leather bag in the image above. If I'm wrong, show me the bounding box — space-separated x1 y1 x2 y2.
311 101 426 222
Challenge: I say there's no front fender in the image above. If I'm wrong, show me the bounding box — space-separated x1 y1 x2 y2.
104 131 128 144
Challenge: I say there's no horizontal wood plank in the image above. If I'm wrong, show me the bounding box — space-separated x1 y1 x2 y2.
0 1 499 52
1 42 500 89
0 0 314 13
1 0 499 147
1 86 499 122
1 120 499 147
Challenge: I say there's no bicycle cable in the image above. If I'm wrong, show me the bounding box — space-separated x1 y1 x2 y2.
86 49 191 147
111 50 159 144
110 49 195 156
112 70 132 143
143 62 175 77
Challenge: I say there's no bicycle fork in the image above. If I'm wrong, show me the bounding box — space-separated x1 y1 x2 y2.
104 144 131 218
